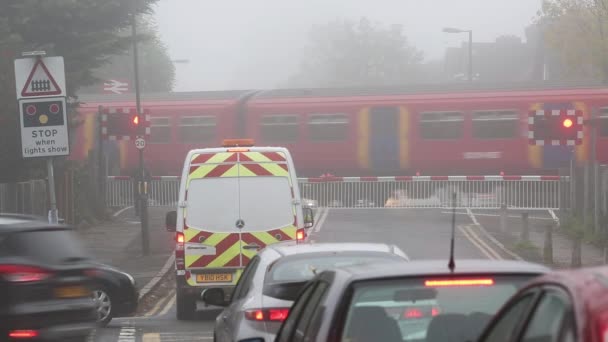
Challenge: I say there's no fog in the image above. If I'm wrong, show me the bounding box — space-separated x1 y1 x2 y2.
154 0 542 91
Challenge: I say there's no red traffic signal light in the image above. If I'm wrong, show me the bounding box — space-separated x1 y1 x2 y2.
563 118 573 128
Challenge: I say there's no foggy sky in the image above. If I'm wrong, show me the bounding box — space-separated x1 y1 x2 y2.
154 0 542 92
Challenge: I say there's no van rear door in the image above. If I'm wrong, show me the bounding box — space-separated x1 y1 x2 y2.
237 150 297 263
183 151 242 285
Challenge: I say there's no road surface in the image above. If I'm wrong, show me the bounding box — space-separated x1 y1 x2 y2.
92 208 507 341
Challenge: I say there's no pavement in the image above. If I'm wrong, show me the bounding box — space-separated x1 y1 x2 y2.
90 207 522 342
466 209 607 268
77 206 174 292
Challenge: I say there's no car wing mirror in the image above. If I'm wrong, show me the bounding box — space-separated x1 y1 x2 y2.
303 207 314 228
201 288 228 307
165 211 177 232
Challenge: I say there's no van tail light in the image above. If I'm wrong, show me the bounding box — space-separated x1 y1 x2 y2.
245 308 290 322
175 232 185 271
296 229 306 242
0 265 51 283
8 330 39 339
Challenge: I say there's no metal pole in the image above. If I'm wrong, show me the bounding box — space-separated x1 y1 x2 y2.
468 30 473 82
592 110 599 233
131 0 149 255
97 105 105 212
47 158 58 224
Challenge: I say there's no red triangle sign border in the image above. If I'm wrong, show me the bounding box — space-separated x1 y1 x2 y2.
21 59 62 97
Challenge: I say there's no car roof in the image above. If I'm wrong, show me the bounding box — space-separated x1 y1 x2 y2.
525 266 608 309
267 241 403 257
323 259 550 282
0 214 70 233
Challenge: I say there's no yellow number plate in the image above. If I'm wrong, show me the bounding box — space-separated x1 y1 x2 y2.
55 286 88 298
196 273 233 283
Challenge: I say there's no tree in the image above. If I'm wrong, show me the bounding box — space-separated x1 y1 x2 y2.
286 18 424 88
536 0 608 82
0 0 158 181
82 15 175 94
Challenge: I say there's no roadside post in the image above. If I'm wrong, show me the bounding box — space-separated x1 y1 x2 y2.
14 51 68 224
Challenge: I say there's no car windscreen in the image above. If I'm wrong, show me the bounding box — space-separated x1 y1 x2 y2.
265 252 402 284
5 229 90 264
341 275 534 342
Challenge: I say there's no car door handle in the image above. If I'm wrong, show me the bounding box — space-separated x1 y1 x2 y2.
243 244 260 250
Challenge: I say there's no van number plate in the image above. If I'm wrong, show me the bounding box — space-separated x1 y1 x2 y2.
196 274 233 283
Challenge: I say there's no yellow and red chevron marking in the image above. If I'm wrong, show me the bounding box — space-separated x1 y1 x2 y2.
188 153 289 179
183 226 297 269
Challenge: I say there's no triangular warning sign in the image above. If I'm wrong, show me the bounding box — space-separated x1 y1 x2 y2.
21 59 62 97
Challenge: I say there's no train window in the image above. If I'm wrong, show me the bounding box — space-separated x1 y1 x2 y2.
180 116 216 143
260 115 299 142
308 114 349 141
419 111 464 140
150 117 171 143
599 108 608 137
472 110 518 139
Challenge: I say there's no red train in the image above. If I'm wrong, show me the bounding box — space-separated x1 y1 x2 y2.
72 84 608 177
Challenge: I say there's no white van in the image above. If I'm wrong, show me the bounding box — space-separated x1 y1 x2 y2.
165 139 313 320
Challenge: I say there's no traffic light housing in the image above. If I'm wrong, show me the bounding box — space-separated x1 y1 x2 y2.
532 116 577 141
529 110 582 146
105 112 140 137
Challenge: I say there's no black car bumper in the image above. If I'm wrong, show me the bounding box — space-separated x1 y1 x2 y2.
1 299 96 340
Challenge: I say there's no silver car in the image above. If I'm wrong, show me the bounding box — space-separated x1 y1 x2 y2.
202 241 409 342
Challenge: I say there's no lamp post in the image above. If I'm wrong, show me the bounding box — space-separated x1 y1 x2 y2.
131 0 149 255
443 27 473 82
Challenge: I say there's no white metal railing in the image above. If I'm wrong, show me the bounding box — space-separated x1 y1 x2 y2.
0 179 47 216
106 175 570 210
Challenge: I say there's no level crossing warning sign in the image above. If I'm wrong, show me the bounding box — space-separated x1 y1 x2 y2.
14 56 66 99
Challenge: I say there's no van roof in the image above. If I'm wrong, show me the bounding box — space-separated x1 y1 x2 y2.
186 145 291 157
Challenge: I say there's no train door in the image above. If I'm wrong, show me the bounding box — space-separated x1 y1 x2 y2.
369 106 400 175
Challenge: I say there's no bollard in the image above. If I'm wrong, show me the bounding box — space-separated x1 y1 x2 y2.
521 213 530 242
571 236 582 268
500 203 507 232
543 224 553 265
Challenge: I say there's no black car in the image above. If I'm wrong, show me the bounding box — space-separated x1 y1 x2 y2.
273 259 549 342
0 214 97 341
88 262 139 326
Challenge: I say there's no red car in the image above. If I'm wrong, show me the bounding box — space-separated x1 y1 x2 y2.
477 265 608 342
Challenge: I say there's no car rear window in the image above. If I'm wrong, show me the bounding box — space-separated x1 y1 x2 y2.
5 229 89 263
266 252 402 283
341 275 534 342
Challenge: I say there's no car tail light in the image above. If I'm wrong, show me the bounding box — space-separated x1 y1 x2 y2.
0 265 51 283
424 278 494 287
402 307 440 319
245 308 290 322
84 269 102 277
296 229 306 242
8 330 39 339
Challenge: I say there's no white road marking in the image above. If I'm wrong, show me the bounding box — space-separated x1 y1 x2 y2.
314 208 330 232
113 206 134 217
441 211 553 221
118 327 136 342
466 208 479 226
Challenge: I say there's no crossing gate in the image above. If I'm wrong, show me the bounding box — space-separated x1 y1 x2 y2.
106 175 570 210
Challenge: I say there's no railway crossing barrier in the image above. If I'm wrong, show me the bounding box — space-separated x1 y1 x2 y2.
105 175 570 211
